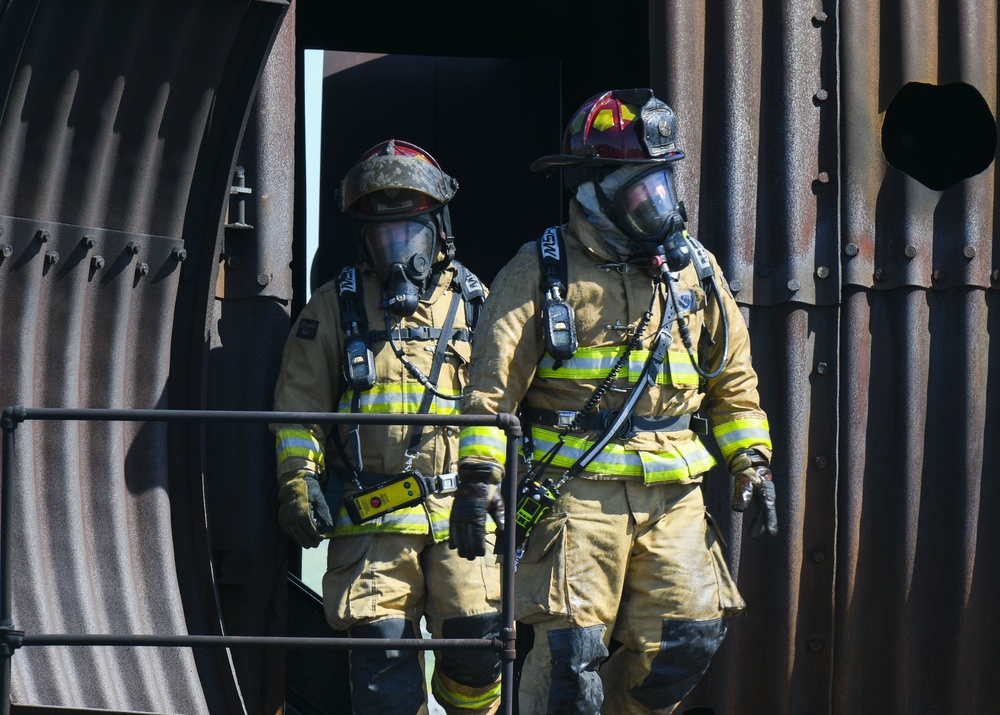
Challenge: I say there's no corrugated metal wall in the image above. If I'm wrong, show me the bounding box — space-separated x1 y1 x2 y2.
1 0 997 712
651 1 999 713
0 1 290 713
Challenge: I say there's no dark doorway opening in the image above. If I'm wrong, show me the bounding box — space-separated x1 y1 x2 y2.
313 52 562 290
288 3 650 711
296 0 650 290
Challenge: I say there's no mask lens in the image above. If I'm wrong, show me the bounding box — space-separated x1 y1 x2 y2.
616 168 678 240
362 219 437 282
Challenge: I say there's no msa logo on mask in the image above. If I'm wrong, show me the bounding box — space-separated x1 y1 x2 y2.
540 229 561 261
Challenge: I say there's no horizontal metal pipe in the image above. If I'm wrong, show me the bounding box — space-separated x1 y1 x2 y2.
21 634 501 650
1 405 522 436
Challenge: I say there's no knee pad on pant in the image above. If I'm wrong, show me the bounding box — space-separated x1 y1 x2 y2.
439 612 502 688
632 617 727 709
546 625 609 713
349 619 423 715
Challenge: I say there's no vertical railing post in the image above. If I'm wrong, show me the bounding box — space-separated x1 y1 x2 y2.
499 412 521 715
1 405 26 715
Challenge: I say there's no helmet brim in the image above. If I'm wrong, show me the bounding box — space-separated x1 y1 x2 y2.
530 151 685 173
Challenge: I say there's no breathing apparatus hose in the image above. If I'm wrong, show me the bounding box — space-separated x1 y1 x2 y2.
668 271 729 380
383 301 463 401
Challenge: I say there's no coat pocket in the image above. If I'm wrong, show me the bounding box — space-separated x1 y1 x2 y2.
704 512 746 617
514 511 570 622
322 533 376 630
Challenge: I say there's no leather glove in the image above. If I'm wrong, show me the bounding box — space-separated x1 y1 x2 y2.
449 463 506 560
277 469 333 548
730 449 778 537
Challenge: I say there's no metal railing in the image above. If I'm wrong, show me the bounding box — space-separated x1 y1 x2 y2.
0 405 522 715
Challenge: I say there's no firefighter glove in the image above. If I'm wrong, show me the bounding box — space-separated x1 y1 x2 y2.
449 464 506 560
730 449 778 538
277 469 332 549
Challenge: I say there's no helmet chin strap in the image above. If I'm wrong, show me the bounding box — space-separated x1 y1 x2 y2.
432 205 456 271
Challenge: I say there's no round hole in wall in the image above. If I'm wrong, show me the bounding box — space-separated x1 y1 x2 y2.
881 81 996 191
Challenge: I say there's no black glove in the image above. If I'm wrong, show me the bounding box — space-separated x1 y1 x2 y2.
449 464 506 560
277 469 333 548
730 449 778 538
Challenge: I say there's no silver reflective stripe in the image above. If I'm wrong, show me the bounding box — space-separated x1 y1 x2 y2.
529 426 716 482
713 419 772 458
338 387 461 414
333 505 430 533
537 348 700 386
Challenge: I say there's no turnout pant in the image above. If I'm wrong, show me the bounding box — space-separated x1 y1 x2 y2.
515 478 744 715
323 532 503 715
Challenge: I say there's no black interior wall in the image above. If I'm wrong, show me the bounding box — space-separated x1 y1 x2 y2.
313 54 562 289
296 0 650 289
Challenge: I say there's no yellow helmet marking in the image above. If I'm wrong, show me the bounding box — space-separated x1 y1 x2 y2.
592 108 616 131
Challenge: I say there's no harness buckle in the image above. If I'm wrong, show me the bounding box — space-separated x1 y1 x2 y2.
435 472 458 493
554 411 579 429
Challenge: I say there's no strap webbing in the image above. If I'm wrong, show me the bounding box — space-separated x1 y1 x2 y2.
405 289 463 455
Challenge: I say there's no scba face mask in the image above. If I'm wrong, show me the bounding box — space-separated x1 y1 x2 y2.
611 166 691 271
614 166 682 242
362 218 439 317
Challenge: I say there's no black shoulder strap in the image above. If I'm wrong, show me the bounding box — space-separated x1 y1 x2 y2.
684 234 715 285
404 289 464 458
537 226 569 297
336 266 368 334
336 266 369 471
451 260 485 330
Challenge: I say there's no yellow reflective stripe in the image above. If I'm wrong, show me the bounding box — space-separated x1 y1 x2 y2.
713 418 772 459
536 347 700 386
663 353 700 386
531 427 643 476
431 669 502 709
537 346 623 379
529 427 714 482
331 504 430 536
459 426 507 462
275 428 325 467
592 108 616 132
429 509 450 540
339 383 462 414
639 447 716 483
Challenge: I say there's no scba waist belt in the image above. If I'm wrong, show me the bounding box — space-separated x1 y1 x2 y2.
528 408 708 439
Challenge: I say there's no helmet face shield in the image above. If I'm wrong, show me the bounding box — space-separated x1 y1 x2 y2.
614 167 680 242
354 188 438 219
362 218 438 284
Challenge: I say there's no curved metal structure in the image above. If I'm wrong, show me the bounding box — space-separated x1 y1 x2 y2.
0 1 290 712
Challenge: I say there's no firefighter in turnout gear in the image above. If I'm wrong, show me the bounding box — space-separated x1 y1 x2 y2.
271 140 502 715
452 90 778 714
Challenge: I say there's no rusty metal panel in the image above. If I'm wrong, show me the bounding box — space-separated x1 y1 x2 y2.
651 0 840 308
651 2 841 711
0 1 290 713
202 8 298 715
841 0 997 291
651 0 998 713
0 217 205 712
690 304 840 715
838 286 999 714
